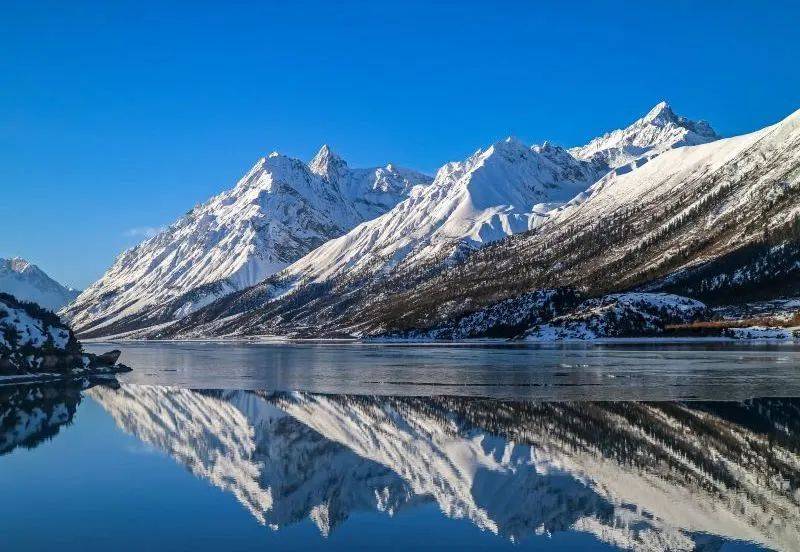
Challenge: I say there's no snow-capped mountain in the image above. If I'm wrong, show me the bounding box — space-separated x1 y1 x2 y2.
61 147 430 337
308 145 427 221
152 103 741 339
274 137 602 290
73 101 799 340
569 101 720 171
325 104 800 337
0 257 80 312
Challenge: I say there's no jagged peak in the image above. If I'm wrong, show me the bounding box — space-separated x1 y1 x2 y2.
485 136 530 157
5 257 33 273
532 140 567 155
638 101 719 138
309 144 348 178
642 101 675 124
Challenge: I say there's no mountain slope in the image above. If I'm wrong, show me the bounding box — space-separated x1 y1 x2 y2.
61 147 430 337
0 258 79 312
355 106 800 335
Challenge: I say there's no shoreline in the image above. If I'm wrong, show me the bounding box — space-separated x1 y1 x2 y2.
0 365 132 387
82 335 800 346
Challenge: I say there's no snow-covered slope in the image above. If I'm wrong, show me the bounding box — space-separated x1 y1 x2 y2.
0 293 126 377
275 137 601 290
338 105 800 336
61 147 430 336
570 101 720 171
524 292 708 340
0 258 79 312
75 102 797 340
0 293 77 375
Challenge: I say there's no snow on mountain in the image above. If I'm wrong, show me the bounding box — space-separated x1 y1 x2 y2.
275 137 601 290
0 293 127 378
71 101 795 340
337 105 800 337
0 257 79 312
524 292 708 340
570 101 720 171
149 102 736 340
61 148 430 336
308 145 427 221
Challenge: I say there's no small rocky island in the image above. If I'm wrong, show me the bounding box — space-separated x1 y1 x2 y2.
0 292 130 384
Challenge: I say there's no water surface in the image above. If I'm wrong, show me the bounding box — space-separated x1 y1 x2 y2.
3 342 800 550
86 340 800 400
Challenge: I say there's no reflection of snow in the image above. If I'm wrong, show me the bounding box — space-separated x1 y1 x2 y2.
91 385 800 551
0 382 85 455
90 386 416 533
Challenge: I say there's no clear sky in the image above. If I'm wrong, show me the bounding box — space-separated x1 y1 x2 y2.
2 1 799 288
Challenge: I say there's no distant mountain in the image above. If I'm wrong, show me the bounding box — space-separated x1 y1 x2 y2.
569 101 720 171
0 257 79 311
61 147 431 337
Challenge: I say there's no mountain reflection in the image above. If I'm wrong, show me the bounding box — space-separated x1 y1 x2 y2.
89 385 800 551
1 380 113 456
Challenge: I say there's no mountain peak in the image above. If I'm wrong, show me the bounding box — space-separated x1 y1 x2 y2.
0 257 79 311
570 101 720 169
486 136 529 157
315 143 335 159
642 101 675 123
309 144 348 179
9 257 31 273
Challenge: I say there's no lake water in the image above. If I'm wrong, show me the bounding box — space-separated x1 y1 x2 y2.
2 342 800 551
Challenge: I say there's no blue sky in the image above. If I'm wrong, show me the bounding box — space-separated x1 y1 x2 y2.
2 1 799 288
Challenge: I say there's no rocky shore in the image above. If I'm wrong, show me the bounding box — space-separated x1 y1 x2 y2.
0 292 131 384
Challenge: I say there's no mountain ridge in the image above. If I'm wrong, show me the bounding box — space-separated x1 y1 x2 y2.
0 257 80 312
65 101 800 341
60 148 431 336
149 104 800 339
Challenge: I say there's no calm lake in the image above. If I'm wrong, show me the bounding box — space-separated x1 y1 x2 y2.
2 341 800 550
